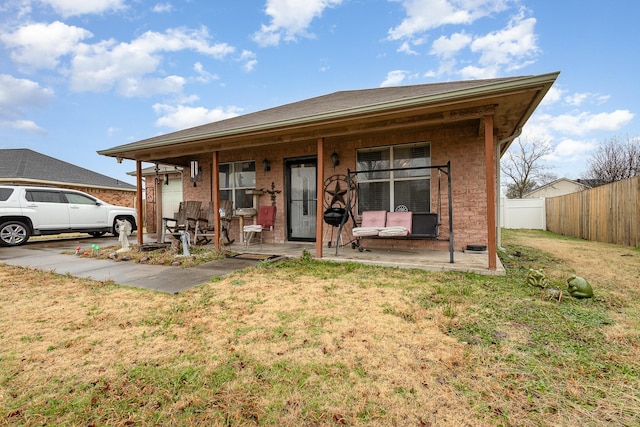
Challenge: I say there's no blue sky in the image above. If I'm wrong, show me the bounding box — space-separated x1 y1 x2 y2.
1 0 638 185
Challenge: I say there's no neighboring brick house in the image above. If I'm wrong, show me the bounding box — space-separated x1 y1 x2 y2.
0 149 136 207
99 72 559 270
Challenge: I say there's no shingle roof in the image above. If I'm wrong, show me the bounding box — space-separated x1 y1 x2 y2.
0 149 136 190
100 74 554 154
99 72 560 164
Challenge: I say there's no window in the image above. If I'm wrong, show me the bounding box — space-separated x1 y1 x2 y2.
219 161 256 210
64 192 98 205
0 188 14 201
25 190 64 203
356 143 430 214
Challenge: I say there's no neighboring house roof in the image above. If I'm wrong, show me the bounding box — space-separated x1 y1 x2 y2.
575 178 607 188
524 178 590 198
99 72 559 166
0 148 136 190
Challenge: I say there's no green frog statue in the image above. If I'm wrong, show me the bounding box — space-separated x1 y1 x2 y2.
527 269 550 289
567 275 593 298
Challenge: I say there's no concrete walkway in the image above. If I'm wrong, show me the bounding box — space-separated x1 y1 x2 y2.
0 235 260 294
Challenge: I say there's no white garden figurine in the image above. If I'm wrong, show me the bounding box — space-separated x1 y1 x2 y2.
116 219 132 253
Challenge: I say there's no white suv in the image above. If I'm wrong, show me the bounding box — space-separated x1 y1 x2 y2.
0 185 137 247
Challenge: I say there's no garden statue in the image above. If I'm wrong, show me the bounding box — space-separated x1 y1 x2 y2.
116 219 132 253
567 275 593 298
527 269 550 289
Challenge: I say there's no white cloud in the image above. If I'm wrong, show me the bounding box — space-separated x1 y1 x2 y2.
539 110 635 136
153 103 243 130
0 74 54 111
380 70 409 87
1 21 92 69
69 27 234 94
564 93 589 107
252 0 344 47
1 119 46 134
539 86 564 106
239 50 258 72
152 3 173 13
0 74 53 133
458 64 498 79
430 32 472 58
398 41 418 55
470 13 538 69
39 0 126 17
193 62 219 83
388 0 511 40
118 75 186 98
551 138 597 160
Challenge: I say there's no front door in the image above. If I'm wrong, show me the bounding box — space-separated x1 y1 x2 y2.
286 158 317 241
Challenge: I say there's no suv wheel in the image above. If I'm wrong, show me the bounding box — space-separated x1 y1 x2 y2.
0 220 31 247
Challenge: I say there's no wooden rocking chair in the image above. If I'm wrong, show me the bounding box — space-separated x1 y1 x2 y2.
194 200 235 245
162 200 202 244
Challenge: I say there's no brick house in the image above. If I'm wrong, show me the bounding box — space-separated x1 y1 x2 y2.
99 72 559 270
0 149 136 207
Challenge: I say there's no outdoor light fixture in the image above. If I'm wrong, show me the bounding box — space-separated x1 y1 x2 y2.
262 158 271 173
164 173 169 185
116 156 123 164
331 151 340 169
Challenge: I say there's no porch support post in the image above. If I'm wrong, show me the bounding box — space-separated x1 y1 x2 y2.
484 115 497 269
212 151 221 251
316 137 325 259
155 170 163 243
136 160 143 246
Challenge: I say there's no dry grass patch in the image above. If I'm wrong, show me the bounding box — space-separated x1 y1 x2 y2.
1 232 640 426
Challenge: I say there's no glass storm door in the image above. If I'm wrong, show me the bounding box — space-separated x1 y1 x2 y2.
286 158 317 241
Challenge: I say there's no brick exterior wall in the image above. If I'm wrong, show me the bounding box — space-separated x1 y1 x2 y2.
71 186 136 208
142 124 493 251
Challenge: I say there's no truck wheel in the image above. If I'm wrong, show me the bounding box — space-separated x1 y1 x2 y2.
0 220 31 247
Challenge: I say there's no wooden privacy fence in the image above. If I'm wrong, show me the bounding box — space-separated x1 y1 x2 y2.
545 176 640 247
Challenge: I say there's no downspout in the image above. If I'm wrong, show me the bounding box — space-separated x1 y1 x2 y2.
496 127 523 251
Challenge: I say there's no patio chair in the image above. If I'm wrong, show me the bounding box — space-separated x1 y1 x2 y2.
194 200 235 245
162 200 201 244
242 205 277 248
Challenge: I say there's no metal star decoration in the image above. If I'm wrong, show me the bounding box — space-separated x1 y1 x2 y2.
327 180 347 207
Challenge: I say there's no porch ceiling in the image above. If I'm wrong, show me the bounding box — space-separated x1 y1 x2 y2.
99 72 559 166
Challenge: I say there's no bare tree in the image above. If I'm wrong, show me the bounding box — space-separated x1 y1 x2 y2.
586 135 640 184
501 137 557 198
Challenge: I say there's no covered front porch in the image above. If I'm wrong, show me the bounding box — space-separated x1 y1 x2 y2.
219 240 506 276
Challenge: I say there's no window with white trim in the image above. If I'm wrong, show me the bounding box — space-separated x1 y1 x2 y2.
219 161 256 210
356 142 431 214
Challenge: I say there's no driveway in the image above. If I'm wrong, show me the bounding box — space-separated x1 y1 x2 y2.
0 234 260 294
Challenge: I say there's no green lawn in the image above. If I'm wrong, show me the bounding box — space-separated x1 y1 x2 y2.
1 230 639 426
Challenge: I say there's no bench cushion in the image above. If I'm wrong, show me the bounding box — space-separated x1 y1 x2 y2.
382 211 412 235
352 210 387 236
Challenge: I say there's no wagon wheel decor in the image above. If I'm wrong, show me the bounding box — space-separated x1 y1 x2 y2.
322 174 356 248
